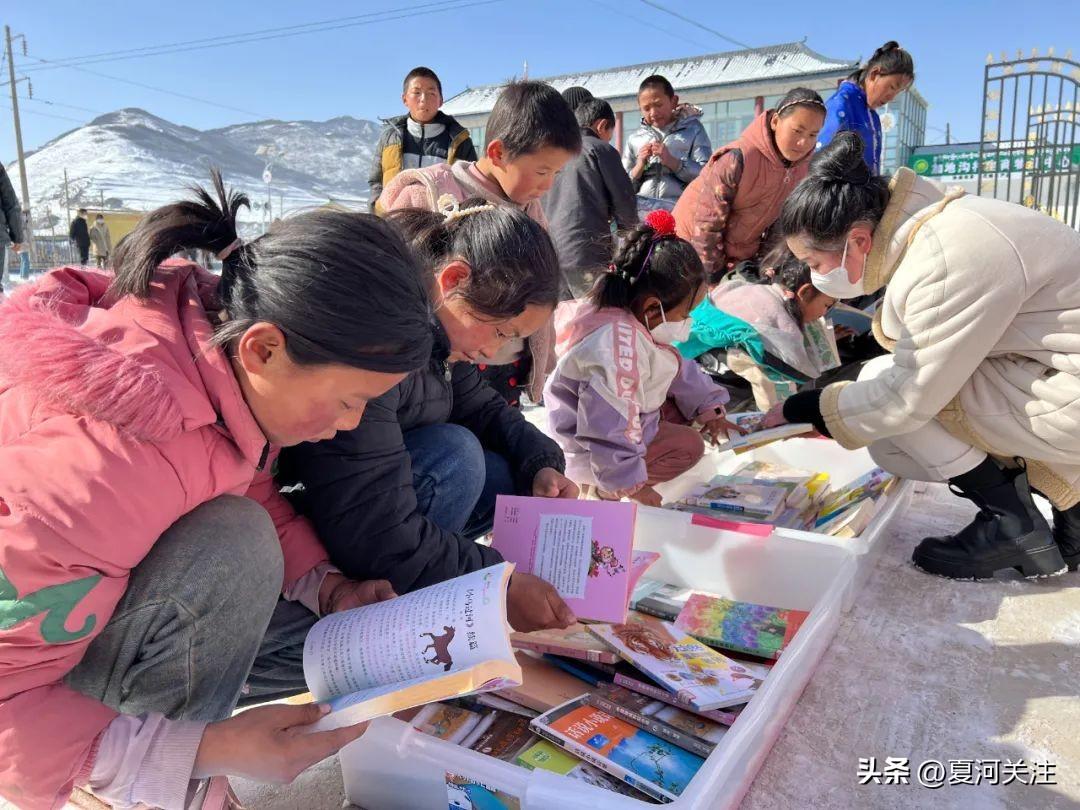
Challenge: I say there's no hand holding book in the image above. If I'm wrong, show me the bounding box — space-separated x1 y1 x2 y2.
507 571 577 633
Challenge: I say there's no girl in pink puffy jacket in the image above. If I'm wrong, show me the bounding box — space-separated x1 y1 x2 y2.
0 171 434 809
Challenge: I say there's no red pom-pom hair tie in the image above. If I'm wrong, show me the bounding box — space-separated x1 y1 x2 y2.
643 209 677 239
626 209 679 285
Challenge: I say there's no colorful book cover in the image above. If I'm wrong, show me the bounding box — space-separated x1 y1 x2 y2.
467 712 536 761
585 683 725 758
815 468 895 526
530 696 705 802
717 412 816 453
588 613 770 711
680 477 793 522
673 593 809 660
515 739 639 797
410 702 483 744
492 496 639 623
445 773 521 810
613 669 743 726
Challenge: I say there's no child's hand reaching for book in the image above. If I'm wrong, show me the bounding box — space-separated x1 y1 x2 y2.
701 414 746 445
507 572 576 632
193 702 367 784
319 573 397 615
532 467 580 499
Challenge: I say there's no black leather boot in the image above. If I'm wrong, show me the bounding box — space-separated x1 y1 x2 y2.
912 466 1066 579
1051 504 1080 572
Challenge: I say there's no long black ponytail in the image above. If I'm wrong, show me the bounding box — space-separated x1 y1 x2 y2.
110 169 433 373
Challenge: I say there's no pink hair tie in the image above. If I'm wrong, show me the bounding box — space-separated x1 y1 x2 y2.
216 238 243 261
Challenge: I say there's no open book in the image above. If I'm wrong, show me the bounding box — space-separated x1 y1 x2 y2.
492 496 650 623
303 563 522 732
716 411 816 454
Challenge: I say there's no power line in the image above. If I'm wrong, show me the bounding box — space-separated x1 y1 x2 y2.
637 0 753 50
23 53 269 119
1 102 85 124
22 0 505 72
586 0 714 52
25 96 104 115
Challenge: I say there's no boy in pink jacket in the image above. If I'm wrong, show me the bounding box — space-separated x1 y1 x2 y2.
379 80 581 407
0 173 433 809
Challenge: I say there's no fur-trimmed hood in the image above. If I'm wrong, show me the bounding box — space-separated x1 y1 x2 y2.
0 262 266 463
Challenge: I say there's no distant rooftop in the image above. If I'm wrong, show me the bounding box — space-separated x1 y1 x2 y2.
442 41 857 117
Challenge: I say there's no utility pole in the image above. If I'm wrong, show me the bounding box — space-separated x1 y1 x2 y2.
945 122 951 145
99 189 105 210
63 168 71 225
4 25 32 245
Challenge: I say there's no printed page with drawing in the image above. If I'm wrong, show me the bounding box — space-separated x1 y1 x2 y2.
302 562 521 731
491 496 640 623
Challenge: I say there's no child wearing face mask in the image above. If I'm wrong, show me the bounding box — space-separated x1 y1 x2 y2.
545 210 737 507
672 88 826 284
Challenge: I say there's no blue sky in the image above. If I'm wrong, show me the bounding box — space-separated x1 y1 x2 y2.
4 0 1079 163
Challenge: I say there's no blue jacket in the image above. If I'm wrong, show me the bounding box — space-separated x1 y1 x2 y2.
817 81 882 174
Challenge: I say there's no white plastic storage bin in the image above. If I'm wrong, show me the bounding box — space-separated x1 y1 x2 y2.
339 530 856 810
653 437 915 611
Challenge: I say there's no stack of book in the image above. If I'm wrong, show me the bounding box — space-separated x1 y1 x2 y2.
671 463 895 538
315 496 818 805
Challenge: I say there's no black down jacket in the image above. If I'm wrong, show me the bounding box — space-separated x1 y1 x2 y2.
279 320 565 592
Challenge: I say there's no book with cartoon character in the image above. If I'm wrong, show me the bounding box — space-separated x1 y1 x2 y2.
302 563 522 732
491 496 647 623
587 612 770 711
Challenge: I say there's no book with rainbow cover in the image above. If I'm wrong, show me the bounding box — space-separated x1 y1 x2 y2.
588 612 769 711
673 593 809 660
492 496 650 623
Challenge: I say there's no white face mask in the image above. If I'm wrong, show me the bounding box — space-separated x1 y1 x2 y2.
649 302 692 345
811 236 866 299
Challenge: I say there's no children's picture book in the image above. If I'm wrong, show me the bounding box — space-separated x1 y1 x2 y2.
495 652 593 713
673 593 809 660
516 739 639 797
467 711 536 761
817 497 880 538
588 613 770 711
584 683 726 758
613 668 743 726
445 773 522 810
302 563 522 732
679 477 793 522
511 623 621 665
815 468 895 528
530 696 705 802
828 300 879 336
730 461 831 511
803 318 842 371
715 412 816 454
410 702 483 744
492 496 645 623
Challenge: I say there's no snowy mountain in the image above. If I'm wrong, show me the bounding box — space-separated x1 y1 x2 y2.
7 108 383 233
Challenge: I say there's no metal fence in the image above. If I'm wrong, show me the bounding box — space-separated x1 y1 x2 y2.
977 49 1080 229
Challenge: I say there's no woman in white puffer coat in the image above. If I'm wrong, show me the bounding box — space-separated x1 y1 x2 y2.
764 130 1080 581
